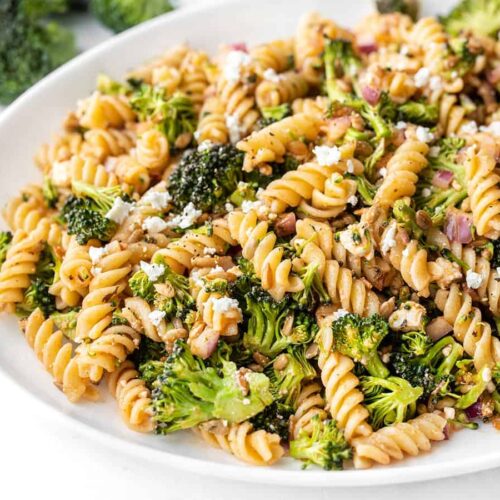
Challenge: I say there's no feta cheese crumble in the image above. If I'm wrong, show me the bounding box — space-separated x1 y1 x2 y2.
461 121 478 135
479 121 500 137
395 121 407 130
379 167 387 178
241 199 263 213
414 67 430 88
210 296 242 316
482 367 492 383
466 270 483 289
203 247 217 255
415 126 434 143
346 159 355 174
226 114 243 143
263 68 281 83
140 261 165 282
429 76 443 91
165 202 202 229
51 161 71 186
148 309 166 327
141 190 172 210
105 197 134 224
332 309 349 321
89 246 107 265
313 145 341 166
421 188 432 198
223 50 251 82
142 216 168 233
225 202 234 212
347 195 358 206
197 140 213 152
429 146 441 158
381 224 397 253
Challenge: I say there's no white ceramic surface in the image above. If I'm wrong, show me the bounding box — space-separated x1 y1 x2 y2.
0 0 496 487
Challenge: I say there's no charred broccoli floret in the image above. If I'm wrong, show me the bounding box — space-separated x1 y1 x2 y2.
0 0 76 104
329 313 390 378
168 143 244 213
130 85 196 147
398 100 439 127
61 181 126 244
151 340 274 433
250 401 293 440
360 375 423 429
441 0 500 38
90 0 174 33
0 231 13 266
289 416 352 470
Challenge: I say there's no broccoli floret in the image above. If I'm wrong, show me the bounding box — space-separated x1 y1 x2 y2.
398 100 438 127
151 340 274 433
393 199 424 241
96 73 130 95
491 240 500 269
90 0 174 33
258 103 292 127
375 0 420 20
347 172 376 205
168 143 244 213
289 416 352 470
61 181 124 244
50 309 78 340
267 346 316 406
250 401 293 440
292 262 330 309
398 330 433 357
329 313 390 378
42 176 58 208
441 0 500 38
0 231 13 266
128 269 156 302
17 244 59 317
243 287 313 358
415 137 467 225
361 375 423 429
0 1 76 104
447 37 478 79
455 364 491 409
130 85 196 147
391 335 463 397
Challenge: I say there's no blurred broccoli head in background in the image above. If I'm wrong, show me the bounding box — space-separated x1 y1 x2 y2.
90 0 174 33
0 0 76 104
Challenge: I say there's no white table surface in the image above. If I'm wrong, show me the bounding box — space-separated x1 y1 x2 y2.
0 6 499 500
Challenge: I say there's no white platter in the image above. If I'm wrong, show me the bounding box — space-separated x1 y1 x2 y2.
0 0 497 487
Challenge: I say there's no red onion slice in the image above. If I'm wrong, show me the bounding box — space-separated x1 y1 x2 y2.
444 211 473 244
432 170 454 189
362 86 380 105
358 42 378 55
229 43 248 53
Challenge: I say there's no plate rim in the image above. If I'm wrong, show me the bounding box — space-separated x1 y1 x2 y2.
0 0 499 486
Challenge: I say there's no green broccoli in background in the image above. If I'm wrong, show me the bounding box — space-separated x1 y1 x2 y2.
151 340 274 433
440 0 500 38
42 176 59 208
290 416 352 470
90 0 174 33
375 0 420 21
250 401 293 440
328 313 390 378
258 103 292 127
61 180 126 244
0 231 13 266
0 0 76 104
360 376 423 429
50 309 79 340
397 100 438 127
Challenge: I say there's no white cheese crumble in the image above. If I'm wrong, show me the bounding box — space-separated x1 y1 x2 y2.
203 247 217 255
263 68 281 83
482 367 492 383
443 407 455 420
400 44 409 55
210 296 242 316
381 224 397 253
92 266 102 275
223 50 251 82
429 146 441 158
466 270 483 289
429 76 443 91
142 216 168 233
421 188 432 198
313 145 341 166
395 121 407 130
89 246 107 265
197 140 213 152
381 352 391 364
165 202 202 229
402 246 410 258
105 197 134 224
461 121 478 135
225 202 234 212
332 309 349 321
379 167 387 178
346 159 355 174
190 270 204 288
209 265 225 274
497 267 500 276
414 67 430 88
140 261 165 282
347 195 358 206
225 114 243 143
148 309 166 327
141 190 172 210
415 126 434 143
479 121 500 137
241 199 263 213
51 161 71 186
242 398 251 406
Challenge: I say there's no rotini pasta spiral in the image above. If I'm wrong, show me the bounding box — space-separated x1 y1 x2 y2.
435 284 500 370
289 381 328 440
237 113 322 172
179 50 210 111
3 186 46 233
374 140 429 206
135 129 170 173
68 155 119 188
108 360 154 432
23 309 99 402
249 39 294 75
196 421 284 466
228 210 303 301
352 413 447 469
317 319 372 442
255 71 309 109
77 91 136 130
196 95 229 144
35 132 83 173
83 128 135 162
465 147 500 239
